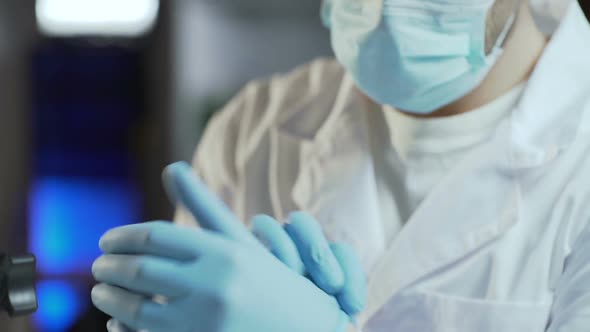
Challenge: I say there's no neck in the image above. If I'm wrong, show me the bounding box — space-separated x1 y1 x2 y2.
402 1 548 118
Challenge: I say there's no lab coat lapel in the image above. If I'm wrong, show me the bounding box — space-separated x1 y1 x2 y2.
275 75 390 270
361 120 522 323
291 112 388 271
268 127 306 220
270 73 357 220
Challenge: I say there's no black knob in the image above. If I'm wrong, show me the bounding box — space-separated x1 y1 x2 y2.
0 254 38 317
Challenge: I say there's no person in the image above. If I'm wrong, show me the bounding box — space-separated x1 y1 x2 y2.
91 0 590 331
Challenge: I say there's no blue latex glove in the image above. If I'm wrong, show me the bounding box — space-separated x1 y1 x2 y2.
104 213 367 332
92 164 359 332
164 162 366 314
98 162 366 331
252 213 367 315
92 223 349 332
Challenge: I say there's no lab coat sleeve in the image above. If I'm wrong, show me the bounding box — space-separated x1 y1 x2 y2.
545 220 590 331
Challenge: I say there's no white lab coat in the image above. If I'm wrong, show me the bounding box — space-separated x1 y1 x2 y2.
176 2 590 331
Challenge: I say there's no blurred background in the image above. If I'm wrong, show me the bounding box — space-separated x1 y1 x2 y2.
0 0 331 331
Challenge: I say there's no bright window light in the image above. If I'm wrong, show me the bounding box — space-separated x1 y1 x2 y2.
36 0 159 37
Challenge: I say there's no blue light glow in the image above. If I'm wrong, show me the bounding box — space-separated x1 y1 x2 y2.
29 177 141 275
34 280 86 332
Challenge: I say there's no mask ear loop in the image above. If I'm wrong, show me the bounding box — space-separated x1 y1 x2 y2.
494 0 526 50
484 0 521 62
495 13 516 48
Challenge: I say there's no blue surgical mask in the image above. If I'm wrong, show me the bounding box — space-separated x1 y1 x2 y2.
322 0 516 114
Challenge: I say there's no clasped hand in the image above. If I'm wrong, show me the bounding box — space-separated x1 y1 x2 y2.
91 162 366 332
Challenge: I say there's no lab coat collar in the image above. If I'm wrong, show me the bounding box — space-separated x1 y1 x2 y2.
276 72 357 144
275 72 368 218
510 1 590 168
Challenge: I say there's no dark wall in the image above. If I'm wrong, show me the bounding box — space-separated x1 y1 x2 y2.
0 1 37 330
581 0 590 20
137 0 174 221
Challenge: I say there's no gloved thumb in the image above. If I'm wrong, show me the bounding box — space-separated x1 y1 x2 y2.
162 162 262 249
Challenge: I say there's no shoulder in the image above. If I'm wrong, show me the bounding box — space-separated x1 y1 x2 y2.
192 57 348 192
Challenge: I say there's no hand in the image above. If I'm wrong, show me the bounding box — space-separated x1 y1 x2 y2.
165 161 366 314
102 213 367 332
251 213 367 316
91 162 365 332
92 221 349 332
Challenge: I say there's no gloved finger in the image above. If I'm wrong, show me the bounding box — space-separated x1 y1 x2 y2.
285 212 345 294
92 283 174 332
330 243 367 316
99 221 226 261
163 162 261 248
107 319 134 332
92 254 191 298
251 215 305 275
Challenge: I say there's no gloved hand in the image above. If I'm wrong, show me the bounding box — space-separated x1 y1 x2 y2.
92 221 349 332
252 213 367 317
164 162 366 315
102 213 367 332
91 162 366 332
